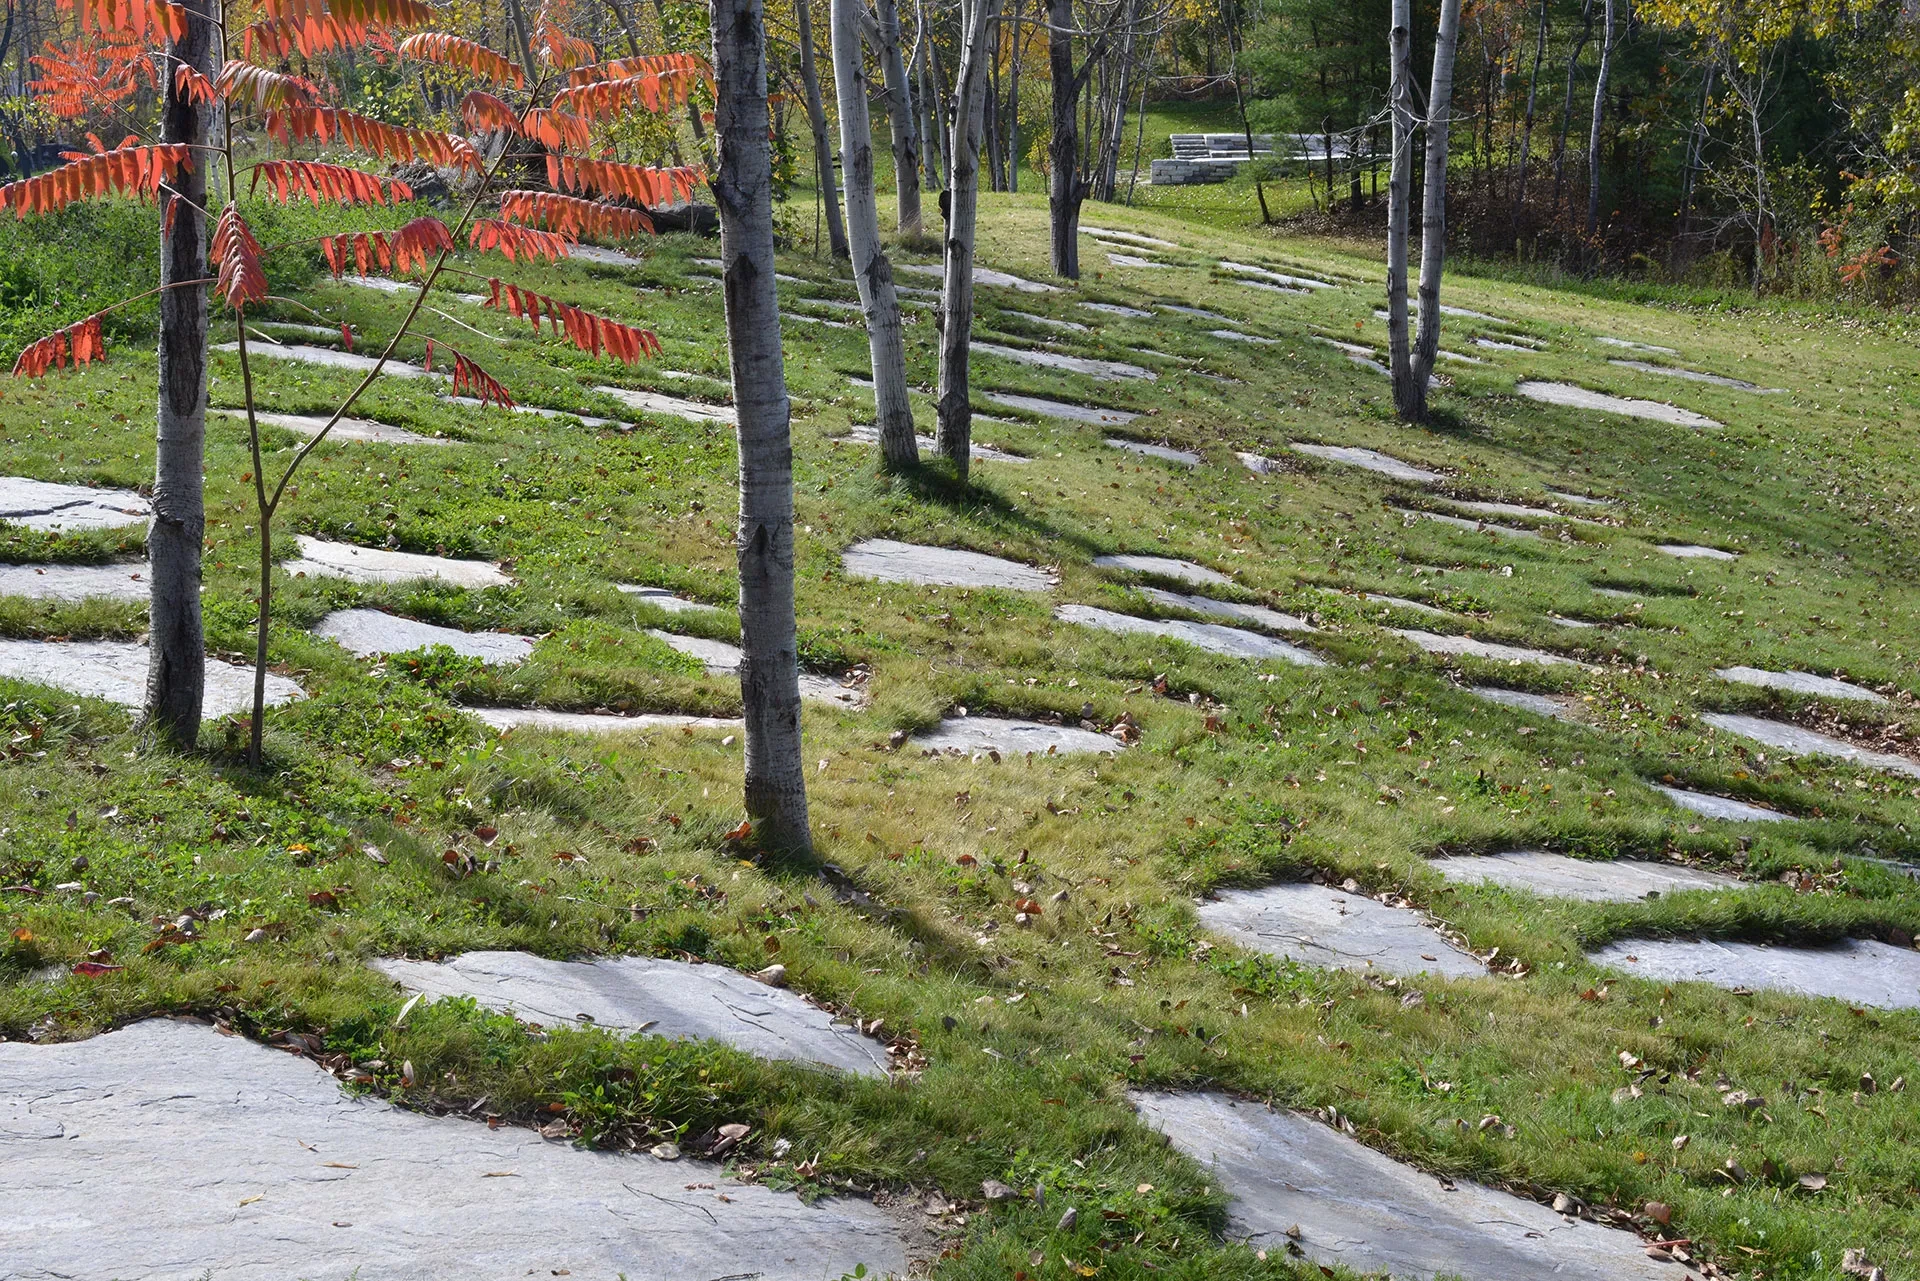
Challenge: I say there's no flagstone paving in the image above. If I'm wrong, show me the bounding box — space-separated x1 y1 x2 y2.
1107 253 1170 269
1092 554 1232 586
646 630 867 707
1237 278 1309 296
0 639 301 717
1595 335 1680 354
1432 850 1745 901
1207 328 1276 344
283 536 512 589
315 610 536 664
1438 497 1600 523
592 384 737 425
1391 629 1595 668
1657 543 1739 560
1136 586 1314 632
375 951 891 1075
1392 507 1540 539
1079 301 1154 318
1158 304 1230 320
984 391 1140 424
1474 337 1538 352
0 560 147 601
973 342 1156 381
568 244 647 268
910 715 1124 757
1083 226 1180 249
1700 712 1920 779
1714 665 1886 702
1217 260 1336 289
212 407 448 446
1652 783 1792 822
842 539 1055 591
1197 883 1483 978
470 707 743 734
898 262 1059 292
219 342 441 380
1236 451 1281 474
1548 488 1615 506
1105 438 1201 466
1056 605 1326 664
1321 587 1453 616
1003 309 1090 332
616 584 727 614
1517 380 1722 428
1464 685 1584 721
444 396 634 430
835 425 1029 463
336 273 417 293
1589 936 1920 1009
0 476 149 532
1607 359 1781 392
0 1019 910 1281
1290 443 1444 483
1133 1091 1692 1281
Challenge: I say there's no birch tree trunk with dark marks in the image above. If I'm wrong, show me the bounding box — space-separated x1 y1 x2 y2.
833 0 918 468
1405 0 1461 422
1584 0 1615 240
1046 0 1082 277
795 0 850 259
934 0 1001 478
146 0 214 749
873 0 923 236
712 0 813 854
1384 0 1416 419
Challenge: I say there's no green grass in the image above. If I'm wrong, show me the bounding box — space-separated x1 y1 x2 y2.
2 168 1919 1281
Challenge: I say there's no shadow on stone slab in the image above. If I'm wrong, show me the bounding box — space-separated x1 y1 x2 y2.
985 391 1139 425
617 584 727 614
1137 586 1313 633
1290 442 1444 484
593 385 737 425
1056 605 1325 665
0 1019 908 1281
1650 783 1791 823
470 708 743 735
0 639 300 718
1656 544 1739 561
646 629 868 707
314 610 536 664
911 715 1122 757
835 425 1029 463
1432 850 1744 902
1197 883 1482 979
1464 686 1584 722
1608 359 1781 393
1092 554 1230 586
1701 713 1920 780
1392 506 1539 539
0 476 149 532
974 342 1156 382
1589 936 1920 1009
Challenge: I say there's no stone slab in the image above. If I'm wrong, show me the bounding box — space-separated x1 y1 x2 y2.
1392 507 1539 539
1208 328 1276 344
0 639 299 717
1237 452 1279 474
1133 1091 1688 1281
645 630 866 707
1198 883 1482 978
1701 712 1920 780
842 539 1054 591
0 1019 906 1281
1289 443 1443 484
283 536 511 589
1080 302 1154 318
593 385 736 425
443 396 633 431
471 708 743 734
1589 936 1920 1009
1107 252 1169 269
375 950 889 1075
0 476 149 532
568 244 646 267
1652 783 1791 822
336 273 417 293
1474 337 1538 352
1160 304 1230 320
1715 666 1886 703
1516 381 1721 428
1004 309 1090 332
985 391 1140 425
213 407 446 446
911 715 1122 757
617 585 726 614
218 343 441 380
1313 336 1375 356
782 311 855 329
1082 226 1180 249
837 425 1029 463
974 342 1155 381
898 261 1059 292
1595 335 1679 355
1443 498 1596 523
314 610 536 664
1321 587 1450 617
1056 604 1324 665
0 561 147 601
1138 586 1313 633
1548 489 1614 507
1093 554 1232 586
1433 850 1744 902
1392 628 1593 668
1217 260 1335 289
1106 438 1200 465
1465 686 1583 721
1657 544 1738 561
1238 279 1308 296
1608 360 1779 392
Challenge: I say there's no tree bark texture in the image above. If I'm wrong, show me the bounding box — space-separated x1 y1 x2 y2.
873 0 923 236
935 0 1001 477
1585 0 1615 239
794 0 850 259
1046 0 1082 277
711 0 813 855
1385 0 1416 417
1407 0 1461 421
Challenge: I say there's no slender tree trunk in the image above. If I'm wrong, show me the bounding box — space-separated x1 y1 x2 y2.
712 0 813 855
874 0 923 235
915 7 943 188
926 6 953 182
1093 0 1135 201
1123 35 1152 203
795 0 850 258
833 0 919 468
502 0 540 83
1672 60 1715 261
1385 0 1416 416
1225 11 1271 223
1552 0 1594 218
935 0 1001 477
1046 0 1082 276
1006 0 1023 192
147 0 214 749
1584 0 1615 240
1405 0 1461 422
1511 0 1546 236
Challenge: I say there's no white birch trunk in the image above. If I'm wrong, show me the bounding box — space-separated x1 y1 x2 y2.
1408 0 1462 419
1385 0 1416 416
873 0 923 236
1585 0 1614 239
795 0 850 259
934 0 1001 478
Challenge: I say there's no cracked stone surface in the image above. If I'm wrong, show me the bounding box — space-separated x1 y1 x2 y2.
1133 1091 1688 1281
843 539 1054 591
1198 884 1482 978
974 342 1156 381
1093 554 1232 586
213 408 447 446
1057 604 1324 665
1715 666 1887 703
1392 629 1595 669
1218 260 1335 289
898 261 1058 292
911 715 1123 757
218 342 441 380
470 708 743 734
1106 438 1200 465
1517 381 1721 428
1137 586 1313 633
1652 783 1792 822
1595 335 1679 355
0 476 149 532
593 385 737 425
315 610 536 664
1701 713 1920 780
1107 252 1168 269
0 639 300 717
1433 850 1744 901
1083 226 1180 249
1392 506 1539 539
1465 686 1584 721
1657 544 1739 560
1290 443 1444 483
1608 359 1781 393
1080 302 1154 318
0 560 147 601
1589 937 1920 1009
836 425 1028 463
283 536 511 589
985 391 1140 424
0 1019 907 1281
375 951 890 1075
646 630 867 707
617 584 726 614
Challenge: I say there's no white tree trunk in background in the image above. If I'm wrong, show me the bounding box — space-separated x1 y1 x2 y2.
1409 0 1461 419
795 0 850 259
1385 0 1416 416
712 0 813 854
873 0 923 237
934 0 1001 479
1586 0 1616 239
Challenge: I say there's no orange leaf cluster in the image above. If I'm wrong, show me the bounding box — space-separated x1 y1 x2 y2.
534 13 596 71
0 144 191 218
216 62 324 110
212 206 269 309
12 314 107 378
483 277 660 363
242 13 399 59
553 64 703 121
398 32 524 87
498 189 652 239
546 156 701 206
173 63 216 105
469 219 571 263
266 107 483 172
259 0 435 30
424 339 514 408
458 90 518 133
250 160 414 206
57 0 186 42
29 35 156 118
457 94 589 151
566 51 708 86
316 216 453 277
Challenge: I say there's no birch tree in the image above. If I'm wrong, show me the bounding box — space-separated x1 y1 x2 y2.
793 0 850 258
1386 0 1461 423
1584 0 1616 239
934 0 1001 477
873 0 923 235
